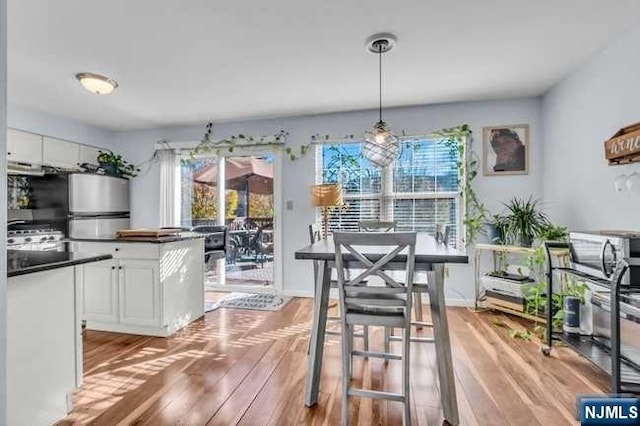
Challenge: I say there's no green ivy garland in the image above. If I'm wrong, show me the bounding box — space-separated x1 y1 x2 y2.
191 122 291 158
430 124 486 246
192 122 484 245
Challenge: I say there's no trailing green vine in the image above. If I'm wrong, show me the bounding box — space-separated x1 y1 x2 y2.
191 122 362 162
523 241 588 333
191 123 294 159
191 122 485 245
431 124 486 246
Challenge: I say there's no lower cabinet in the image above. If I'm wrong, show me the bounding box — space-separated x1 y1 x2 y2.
82 259 119 323
118 259 160 327
82 259 161 329
76 239 205 337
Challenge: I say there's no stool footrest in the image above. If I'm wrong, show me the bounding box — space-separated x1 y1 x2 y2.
351 349 401 360
348 388 405 402
326 330 366 338
389 335 435 343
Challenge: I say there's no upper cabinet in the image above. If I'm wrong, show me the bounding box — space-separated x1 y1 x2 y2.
43 137 81 170
6 127 106 170
7 129 43 164
79 144 101 166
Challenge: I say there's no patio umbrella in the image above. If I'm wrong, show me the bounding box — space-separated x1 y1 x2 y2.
193 157 273 193
192 156 274 217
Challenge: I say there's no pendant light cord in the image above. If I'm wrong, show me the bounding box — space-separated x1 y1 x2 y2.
378 42 383 123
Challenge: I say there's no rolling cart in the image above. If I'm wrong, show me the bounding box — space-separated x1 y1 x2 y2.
542 241 640 393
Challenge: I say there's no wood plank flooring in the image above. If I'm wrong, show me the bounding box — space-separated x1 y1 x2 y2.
57 298 609 425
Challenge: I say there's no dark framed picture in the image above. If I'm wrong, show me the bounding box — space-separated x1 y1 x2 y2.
483 124 529 176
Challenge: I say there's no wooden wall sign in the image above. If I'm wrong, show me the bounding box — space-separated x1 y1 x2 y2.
605 122 640 165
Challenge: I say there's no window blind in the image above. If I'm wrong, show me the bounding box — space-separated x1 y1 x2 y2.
317 138 460 245
391 139 458 243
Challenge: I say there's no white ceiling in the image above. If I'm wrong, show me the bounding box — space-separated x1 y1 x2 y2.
8 0 640 131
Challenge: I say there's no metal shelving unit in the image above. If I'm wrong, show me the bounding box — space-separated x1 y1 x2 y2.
473 243 566 320
473 243 537 312
542 242 640 393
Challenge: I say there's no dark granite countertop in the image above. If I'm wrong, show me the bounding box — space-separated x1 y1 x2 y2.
65 232 210 244
7 250 113 278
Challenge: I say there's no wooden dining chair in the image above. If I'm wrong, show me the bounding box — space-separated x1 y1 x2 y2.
308 223 369 351
333 231 417 426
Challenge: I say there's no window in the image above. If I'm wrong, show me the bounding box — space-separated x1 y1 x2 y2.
317 138 460 245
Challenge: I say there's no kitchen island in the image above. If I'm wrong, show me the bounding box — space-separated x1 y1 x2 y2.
69 234 206 337
7 250 113 426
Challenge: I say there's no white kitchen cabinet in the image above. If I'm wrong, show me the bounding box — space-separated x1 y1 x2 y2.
7 128 43 164
43 136 81 169
8 266 82 425
81 259 119 323
73 238 205 337
79 144 102 165
118 260 161 327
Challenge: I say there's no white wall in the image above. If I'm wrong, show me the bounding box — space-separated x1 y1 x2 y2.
112 97 543 302
542 23 640 230
8 104 114 148
0 0 7 420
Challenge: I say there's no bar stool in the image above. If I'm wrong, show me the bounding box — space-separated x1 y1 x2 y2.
357 221 430 350
308 223 369 351
333 231 417 426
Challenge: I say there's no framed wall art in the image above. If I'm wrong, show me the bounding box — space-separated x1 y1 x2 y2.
483 124 529 176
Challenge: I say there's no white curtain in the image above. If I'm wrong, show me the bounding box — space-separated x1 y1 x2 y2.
158 148 180 227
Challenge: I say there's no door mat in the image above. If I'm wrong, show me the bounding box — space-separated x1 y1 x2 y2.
204 300 220 313
218 292 291 311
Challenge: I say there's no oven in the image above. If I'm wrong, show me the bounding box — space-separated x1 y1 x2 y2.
569 231 640 285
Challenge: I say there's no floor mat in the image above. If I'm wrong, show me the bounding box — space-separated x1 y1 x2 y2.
204 300 220 313
218 292 291 311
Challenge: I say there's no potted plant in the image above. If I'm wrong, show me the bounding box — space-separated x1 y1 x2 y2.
485 213 507 244
97 151 140 178
537 223 568 242
502 196 549 247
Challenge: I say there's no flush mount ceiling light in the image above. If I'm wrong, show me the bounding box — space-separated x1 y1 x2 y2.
75 72 118 95
362 33 399 168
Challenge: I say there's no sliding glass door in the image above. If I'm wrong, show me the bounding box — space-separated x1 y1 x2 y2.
180 151 278 294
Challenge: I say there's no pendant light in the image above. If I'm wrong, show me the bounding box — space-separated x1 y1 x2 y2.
362 33 399 167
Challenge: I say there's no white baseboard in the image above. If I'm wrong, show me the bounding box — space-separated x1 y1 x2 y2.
281 289 474 307
444 298 474 307
282 289 315 298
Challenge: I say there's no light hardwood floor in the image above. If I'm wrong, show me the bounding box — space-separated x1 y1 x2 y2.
57 297 608 425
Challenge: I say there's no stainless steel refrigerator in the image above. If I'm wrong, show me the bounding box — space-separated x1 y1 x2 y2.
68 173 130 239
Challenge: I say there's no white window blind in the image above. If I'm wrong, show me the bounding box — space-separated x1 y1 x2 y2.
317 138 460 245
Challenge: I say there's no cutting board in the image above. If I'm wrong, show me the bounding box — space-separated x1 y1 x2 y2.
117 228 181 238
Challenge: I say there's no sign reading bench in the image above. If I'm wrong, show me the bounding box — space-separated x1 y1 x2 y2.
605 122 640 165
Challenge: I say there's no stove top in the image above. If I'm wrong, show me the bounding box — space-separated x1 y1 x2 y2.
7 227 65 246
8 228 62 236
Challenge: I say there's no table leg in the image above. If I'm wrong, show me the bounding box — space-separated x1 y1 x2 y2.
428 263 459 425
304 259 331 406
474 249 482 311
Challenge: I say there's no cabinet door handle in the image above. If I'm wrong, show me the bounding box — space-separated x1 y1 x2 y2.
118 266 123 270
115 248 120 252
111 266 116 270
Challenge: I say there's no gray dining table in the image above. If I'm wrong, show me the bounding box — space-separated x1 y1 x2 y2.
294 233 468 425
